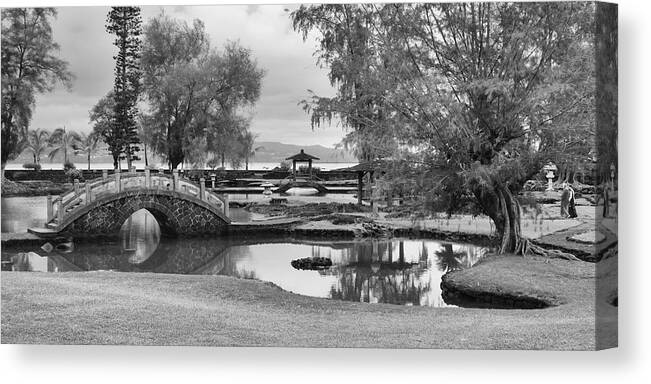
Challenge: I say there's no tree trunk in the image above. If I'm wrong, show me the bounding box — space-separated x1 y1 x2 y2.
87 152 91 171
170 157 183 171
126 145 132 171
472 178 580 260
473 179 524 254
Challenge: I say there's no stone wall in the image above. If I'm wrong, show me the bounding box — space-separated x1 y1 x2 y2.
63 191 228 236
4 169 358 183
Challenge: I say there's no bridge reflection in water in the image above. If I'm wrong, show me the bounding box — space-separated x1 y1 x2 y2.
9 210 490 307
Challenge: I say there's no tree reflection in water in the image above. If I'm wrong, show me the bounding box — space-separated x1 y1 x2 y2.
435 243 486 273
326 241 431 306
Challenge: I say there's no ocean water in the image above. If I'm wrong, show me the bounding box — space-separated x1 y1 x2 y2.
5 161 358 172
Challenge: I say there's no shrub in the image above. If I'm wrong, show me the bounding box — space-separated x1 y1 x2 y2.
65 168 84 182
298 165 321 174
63 161 76 171
22 162 42 171
278 160 291 171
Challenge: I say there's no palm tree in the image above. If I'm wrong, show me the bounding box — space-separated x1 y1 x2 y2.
240 131 263 171
74 132 100 170
435 244 465 273
48 127 81 167
24 128 51 166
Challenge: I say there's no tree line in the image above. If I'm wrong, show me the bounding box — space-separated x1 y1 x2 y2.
1 7 265 175
21 127 98 170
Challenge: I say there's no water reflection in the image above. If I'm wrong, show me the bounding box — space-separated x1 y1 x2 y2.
1 196 47 233
4 233 489 307
120 209 161 264
6 251 82 272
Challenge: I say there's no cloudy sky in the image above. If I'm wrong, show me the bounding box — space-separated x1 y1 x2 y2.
27 4 344 147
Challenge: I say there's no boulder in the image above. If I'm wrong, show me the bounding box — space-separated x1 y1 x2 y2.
291 257 333 270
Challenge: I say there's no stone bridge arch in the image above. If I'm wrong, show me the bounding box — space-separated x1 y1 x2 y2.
275 180 329 195
60 190 230 236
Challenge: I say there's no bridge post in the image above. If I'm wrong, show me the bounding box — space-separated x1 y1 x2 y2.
173 170 179 192
223 194 229 218
85 183 91 204
357 171 363 206
145 169 151 188
58 198 64 223
74 179 80 196
102 170 108 181
115 172 121 193
199 177 206 200
46 195 53 222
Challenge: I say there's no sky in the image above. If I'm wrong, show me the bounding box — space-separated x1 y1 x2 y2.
25 4 345 147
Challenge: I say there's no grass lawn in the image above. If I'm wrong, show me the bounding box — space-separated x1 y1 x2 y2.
1 253 614 349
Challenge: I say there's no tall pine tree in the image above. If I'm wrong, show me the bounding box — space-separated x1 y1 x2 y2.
106 6 142 170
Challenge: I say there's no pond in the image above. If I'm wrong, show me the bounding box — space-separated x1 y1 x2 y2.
2 207 490 307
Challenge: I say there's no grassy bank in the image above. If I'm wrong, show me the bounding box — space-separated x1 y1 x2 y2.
1 254 602 349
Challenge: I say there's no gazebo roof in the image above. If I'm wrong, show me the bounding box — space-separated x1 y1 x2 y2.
286 149 320 161
334 159 388 172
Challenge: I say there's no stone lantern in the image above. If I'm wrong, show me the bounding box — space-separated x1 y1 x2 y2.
261 182 274 197
210 173 217 189
542 162 558 191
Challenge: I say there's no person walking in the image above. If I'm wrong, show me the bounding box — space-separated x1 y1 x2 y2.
560 183 571 218
568 184 577 218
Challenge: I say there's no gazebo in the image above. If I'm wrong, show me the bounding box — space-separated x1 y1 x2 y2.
286 149 320 180
336 159 386 206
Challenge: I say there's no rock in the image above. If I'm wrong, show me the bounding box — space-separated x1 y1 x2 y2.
356 222 392 238
290 257 333 270
40 242 54 253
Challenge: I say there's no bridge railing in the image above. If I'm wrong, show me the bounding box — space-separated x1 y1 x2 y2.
46 170 230 228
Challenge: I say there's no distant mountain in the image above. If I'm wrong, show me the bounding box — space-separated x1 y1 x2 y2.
251 142 356 163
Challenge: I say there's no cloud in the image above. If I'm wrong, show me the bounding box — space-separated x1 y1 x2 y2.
28 4 344 147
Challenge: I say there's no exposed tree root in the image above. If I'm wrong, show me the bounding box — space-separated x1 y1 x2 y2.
472 177 582 262
517 238 581 261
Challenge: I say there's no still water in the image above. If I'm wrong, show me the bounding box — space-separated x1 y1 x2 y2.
1 196 47 233
2 208 489 307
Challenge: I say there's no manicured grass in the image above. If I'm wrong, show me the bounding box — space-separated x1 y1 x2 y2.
1 255 606 349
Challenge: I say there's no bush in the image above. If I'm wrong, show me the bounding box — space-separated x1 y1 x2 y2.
186 170 205 180
278 160 291 171
298 165 321 173
63 161 76 171
65 168 83 182
522 179 545 192
22 162 41 171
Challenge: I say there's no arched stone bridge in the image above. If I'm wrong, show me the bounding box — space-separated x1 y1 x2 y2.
30 171 231 236
275 179 329 195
